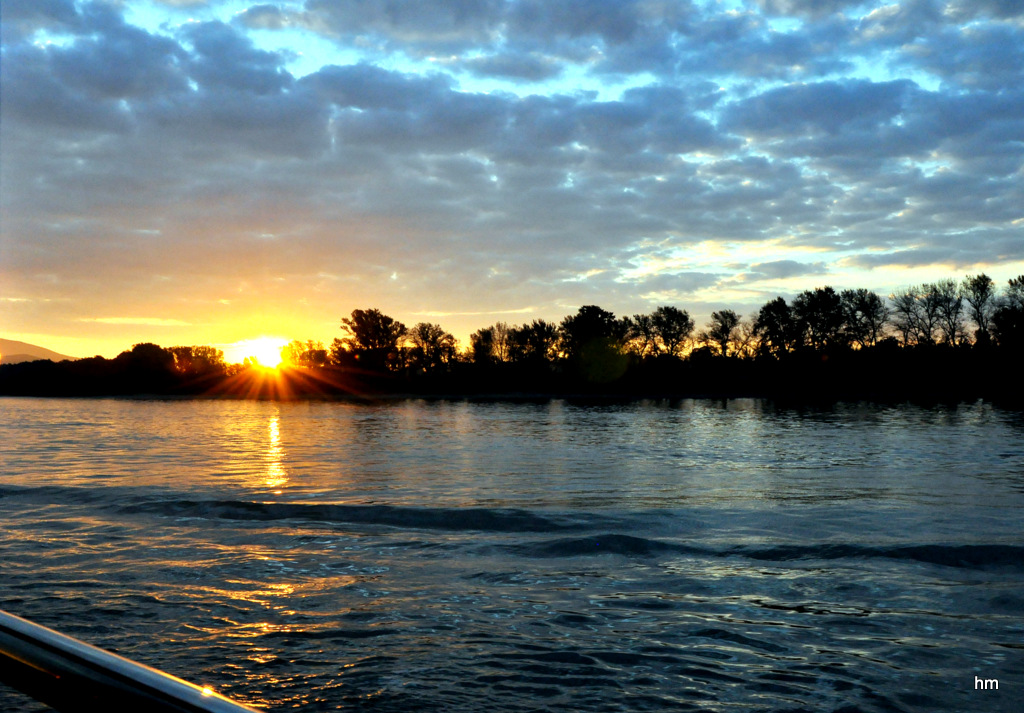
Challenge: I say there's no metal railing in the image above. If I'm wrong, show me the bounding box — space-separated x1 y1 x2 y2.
0 608 261 712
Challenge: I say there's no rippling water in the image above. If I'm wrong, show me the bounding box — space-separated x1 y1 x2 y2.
1 397 1022 712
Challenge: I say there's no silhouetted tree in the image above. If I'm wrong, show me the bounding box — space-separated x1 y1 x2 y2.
651 305 694 357
470 327 496 366
624 313 657 358
931 278 965 345
338 308 407 372
117 343 174 370
328 338 350 367
509 320 558 364
991 305 1024 350
890 284 941 346
490 322 514 363
754 297 797 358
470 322 515 364
890 286 923 346
991 275 1024 350
169 345 226 376
841 288 889 348
169 346 192 374
113 343 176 392
282 340 328 367
733 316 759 359
559 306 628 382
407 322 457 372
559 306 627 359
963 273 997 343
1007 275 1024 310
792 287 846 350
918 284 944 345
701 309 740 357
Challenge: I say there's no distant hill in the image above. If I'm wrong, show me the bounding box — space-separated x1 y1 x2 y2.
0 339 79 364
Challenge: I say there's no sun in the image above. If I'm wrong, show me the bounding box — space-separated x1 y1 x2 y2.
227 337 288 368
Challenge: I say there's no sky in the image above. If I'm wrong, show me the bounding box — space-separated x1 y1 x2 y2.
2 0 1023 362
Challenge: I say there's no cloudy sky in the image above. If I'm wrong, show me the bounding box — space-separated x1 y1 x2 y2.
2 0 1022 361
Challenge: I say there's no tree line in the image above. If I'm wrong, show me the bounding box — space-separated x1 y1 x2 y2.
291 272 1022 373
2 273 1021 400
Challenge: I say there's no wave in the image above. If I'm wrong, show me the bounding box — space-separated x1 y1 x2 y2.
119 498 589 533
735 542 1024 570
516 536 1024 570
1 484 592 532
509 533 705 558
4 484 1022 570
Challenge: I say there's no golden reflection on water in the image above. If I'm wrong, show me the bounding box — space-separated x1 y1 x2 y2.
264 413 288 491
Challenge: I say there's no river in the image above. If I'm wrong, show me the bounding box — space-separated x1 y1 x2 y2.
1 397 1021 711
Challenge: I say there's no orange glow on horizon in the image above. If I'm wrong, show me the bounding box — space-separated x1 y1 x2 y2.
206 359 355 400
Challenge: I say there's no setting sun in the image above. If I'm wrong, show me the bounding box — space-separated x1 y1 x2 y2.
226 337 288 368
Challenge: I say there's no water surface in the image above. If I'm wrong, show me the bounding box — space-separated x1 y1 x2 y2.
1 397 1021 711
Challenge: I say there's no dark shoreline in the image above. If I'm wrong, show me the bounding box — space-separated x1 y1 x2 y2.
3 343 1021 406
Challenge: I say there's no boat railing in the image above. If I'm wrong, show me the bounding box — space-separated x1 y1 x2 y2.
0 608 261 712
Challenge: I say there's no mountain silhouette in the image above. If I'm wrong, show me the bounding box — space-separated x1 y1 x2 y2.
0 339 78 364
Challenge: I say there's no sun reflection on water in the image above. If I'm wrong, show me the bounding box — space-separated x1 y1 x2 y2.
264 413 288 491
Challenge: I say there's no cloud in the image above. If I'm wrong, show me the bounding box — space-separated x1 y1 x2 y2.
303 63 452 111
234 5 296 31
281 0 504 54
723 79 914 138
945 0 1024 21
856 0 946 45
2 0 1022 354
841 229 1024 270
909 23 1024 90
626 271 722 293
182 20 295 95
754 0 862 18
457 51 563 81
744 260 829 281
507 0 654 45
83 317 193 326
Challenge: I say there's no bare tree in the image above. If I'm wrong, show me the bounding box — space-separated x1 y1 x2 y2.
963 273 997 342
841 288 889 348
893 284 942 346
919 285 943 345
490 322 513 363
624 313 657 358
930 278 965 345
733 316 760 359
889 286 922 346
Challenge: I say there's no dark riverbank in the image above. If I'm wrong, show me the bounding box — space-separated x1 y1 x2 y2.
2 343 1021 405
